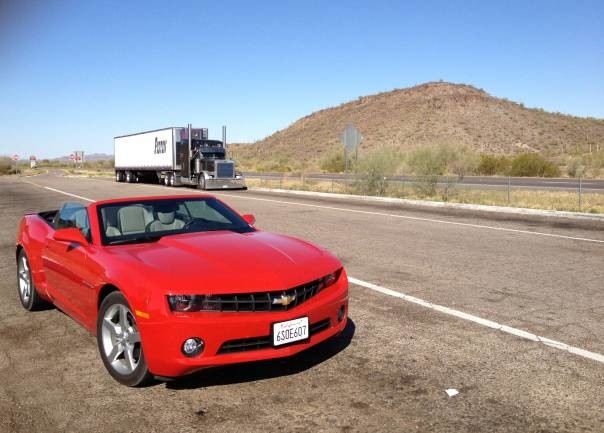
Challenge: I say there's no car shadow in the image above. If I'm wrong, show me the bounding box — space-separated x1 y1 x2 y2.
165 318 356 390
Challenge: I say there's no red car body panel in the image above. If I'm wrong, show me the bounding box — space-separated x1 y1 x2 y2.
16 195 348 377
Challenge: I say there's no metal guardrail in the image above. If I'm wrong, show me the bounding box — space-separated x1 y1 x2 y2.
243 172 604 212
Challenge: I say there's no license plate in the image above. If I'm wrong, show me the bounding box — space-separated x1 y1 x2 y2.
273 317 309 346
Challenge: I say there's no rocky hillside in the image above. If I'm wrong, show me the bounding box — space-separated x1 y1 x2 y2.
231 82 604 171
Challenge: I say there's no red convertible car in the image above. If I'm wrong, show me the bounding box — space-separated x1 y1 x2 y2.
15 195 348 386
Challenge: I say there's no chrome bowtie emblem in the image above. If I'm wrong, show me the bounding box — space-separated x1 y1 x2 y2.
272 294 296 306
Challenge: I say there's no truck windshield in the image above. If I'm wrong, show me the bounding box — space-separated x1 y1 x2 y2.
192 139 222 147
98 197 254 245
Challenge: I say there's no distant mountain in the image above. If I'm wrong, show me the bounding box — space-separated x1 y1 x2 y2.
53 153 113 161
231 82 604 170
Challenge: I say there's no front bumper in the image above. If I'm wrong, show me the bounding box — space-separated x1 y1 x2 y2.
139 276 348 377
204 178 247 190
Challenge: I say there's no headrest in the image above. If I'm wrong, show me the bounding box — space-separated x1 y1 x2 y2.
157 211 175 225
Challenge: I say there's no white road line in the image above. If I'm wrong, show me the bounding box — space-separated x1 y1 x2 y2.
42 186 95 202
21 179 604 364
348 277 604 364
214 193 604 244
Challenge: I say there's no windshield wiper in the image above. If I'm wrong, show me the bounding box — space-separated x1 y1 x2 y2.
107 235 163 245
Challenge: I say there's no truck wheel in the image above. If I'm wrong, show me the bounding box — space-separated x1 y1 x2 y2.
169 175 176 187
197 175 206 190
115 171 124 182
126 172 133 183
164 174 171 186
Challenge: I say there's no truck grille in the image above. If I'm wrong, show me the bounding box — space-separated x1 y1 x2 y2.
217 319 331 354
215 161 234 178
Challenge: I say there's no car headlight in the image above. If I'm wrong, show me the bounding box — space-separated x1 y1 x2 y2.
167 295 221 312
317 268 342 292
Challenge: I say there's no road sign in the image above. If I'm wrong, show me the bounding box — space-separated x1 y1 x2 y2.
29 155 36 161
340 124 362 151
12 154 19 161
74 150 84 163
69 154 75 161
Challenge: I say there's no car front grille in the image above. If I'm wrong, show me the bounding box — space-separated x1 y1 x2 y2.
217 318 331 354
201 279 323 312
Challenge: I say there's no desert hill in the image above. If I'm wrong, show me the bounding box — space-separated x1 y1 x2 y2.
231 82 604 171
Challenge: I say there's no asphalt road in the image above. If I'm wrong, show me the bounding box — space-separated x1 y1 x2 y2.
1 171 603 433
245 172 604 192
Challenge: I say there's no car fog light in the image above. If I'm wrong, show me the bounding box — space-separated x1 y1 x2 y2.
337 305 346 322
182 337 204 357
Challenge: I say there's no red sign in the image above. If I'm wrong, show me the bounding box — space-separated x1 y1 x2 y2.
30 155 37 161
69 154 75 161
12 154 19 161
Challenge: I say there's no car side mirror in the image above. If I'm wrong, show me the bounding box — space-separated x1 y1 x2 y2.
242 214 256 225
53 228 89 245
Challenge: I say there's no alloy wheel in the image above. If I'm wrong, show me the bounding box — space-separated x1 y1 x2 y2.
17 255 31 303
100 304 142 375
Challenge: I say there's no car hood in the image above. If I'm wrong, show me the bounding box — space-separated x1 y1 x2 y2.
107 230 340 293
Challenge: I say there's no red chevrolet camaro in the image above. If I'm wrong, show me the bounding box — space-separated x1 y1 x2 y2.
15 195 348 386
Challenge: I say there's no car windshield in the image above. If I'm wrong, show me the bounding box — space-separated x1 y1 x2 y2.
98 197 254 245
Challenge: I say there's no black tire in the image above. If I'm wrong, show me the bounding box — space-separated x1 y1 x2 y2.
197 175 206 190
115 171 124 182
125 171 133 183
16 249 47 311
97 292 153 387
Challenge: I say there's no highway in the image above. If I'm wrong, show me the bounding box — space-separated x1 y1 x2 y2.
1 171 603 433
245 172 604 192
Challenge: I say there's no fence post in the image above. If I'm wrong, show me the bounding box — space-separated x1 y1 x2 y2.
507 175 511 205
579 176 582 211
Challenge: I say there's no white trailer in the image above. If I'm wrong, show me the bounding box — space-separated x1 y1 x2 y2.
114 125 245 190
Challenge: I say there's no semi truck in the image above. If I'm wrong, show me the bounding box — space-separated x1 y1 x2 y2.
114 125 246 190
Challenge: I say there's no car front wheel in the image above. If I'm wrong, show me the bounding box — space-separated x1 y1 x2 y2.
97 292 152 387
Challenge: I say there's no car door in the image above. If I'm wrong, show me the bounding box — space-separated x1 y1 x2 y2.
43 203 96 323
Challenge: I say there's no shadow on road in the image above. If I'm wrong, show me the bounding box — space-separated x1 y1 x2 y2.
166 318 356 390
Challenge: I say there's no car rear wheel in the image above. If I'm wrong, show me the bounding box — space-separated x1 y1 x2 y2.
97 292 152 387
17 250 46 311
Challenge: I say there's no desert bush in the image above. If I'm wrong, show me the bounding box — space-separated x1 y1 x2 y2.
353 147 400 196
509 153 559 177
0 157 13 175
477 154 511 175
256 158 294 173
405 143 478 196
585 150 604 177
319 149 346 173
447 145 479 179
83 159 114 170
566 156 585 177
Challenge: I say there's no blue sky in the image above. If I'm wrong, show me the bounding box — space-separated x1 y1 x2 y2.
1 0 602 158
